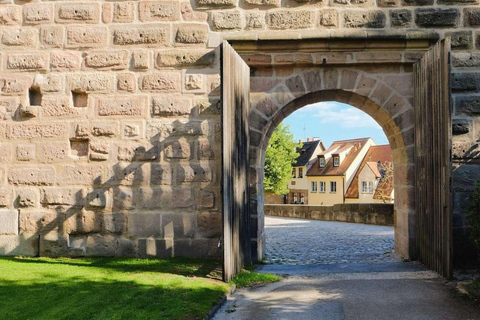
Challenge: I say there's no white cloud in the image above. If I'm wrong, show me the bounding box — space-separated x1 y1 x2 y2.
295 102 382 129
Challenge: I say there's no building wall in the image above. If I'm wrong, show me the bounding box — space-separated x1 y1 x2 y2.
0 0 477 264
344 139 375 190
289 166 308 190
346 167 378 204
307 176 344 206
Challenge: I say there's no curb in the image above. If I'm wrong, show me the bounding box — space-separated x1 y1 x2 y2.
205 284 237 320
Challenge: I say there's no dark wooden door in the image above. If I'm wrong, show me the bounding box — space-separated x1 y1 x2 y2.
221 41 251 282
414 38 453 278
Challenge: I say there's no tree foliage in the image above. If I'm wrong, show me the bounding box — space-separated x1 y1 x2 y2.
263 123 299 195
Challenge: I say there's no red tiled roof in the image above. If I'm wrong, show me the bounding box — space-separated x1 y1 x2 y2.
306 138 371 177
345 145 393 199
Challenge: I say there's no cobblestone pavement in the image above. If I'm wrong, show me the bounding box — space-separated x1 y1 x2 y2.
264 215 396 265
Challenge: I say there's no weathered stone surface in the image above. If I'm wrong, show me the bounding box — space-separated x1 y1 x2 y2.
24 3 53 24
446 31 473 50
451 72 479 92
0 209 18 235
174 24 209 45
464 8 480 27
8 167 55 186
0 5 21 25
42 187 84 206
117 73 136 92
66 210 102 234
196 189 215 209
16 145 35 161
132 50 151 70
452 119 471 135
197 211 221 237
452 52 480 68
151 95 193 116
0 187 12 207
112 25 170 46
103 213 127 234
68 74 114 93
40 26 64 48
139 2 180 21
96 96 147 117
38 142 70 163
50 51 81 71
7 123 67 139
139 73 181 92
196 0 236 6
319 9 339 28
176 164 213 182
245 0 281 5
33 75 62 94
402 0 433 4
112 2 135 23
66 26 108 48
390 10 413 27
267 10 315 29
343 10 386 28
181 3 208 22
58 165 103 185
164 139 192 159
42 97 78 118
155 50 215 68
7 53 48 71
16 189 39 208
212 11 242 30
55 3 100 23
455 95 480 115
108 163 149 186
84 50 129 70
415 8 460 27
2 28 37 47
0 76 32 95
246 12 266 29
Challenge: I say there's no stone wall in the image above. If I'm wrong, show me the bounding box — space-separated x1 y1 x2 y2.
265 204 394 226
0 0 477 264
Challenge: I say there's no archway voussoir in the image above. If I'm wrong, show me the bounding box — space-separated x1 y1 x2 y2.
270 85 295 107
334 90 353 104
249 110 269 132
285 74 307 98
323 68 340 90
370 82 393 106
383 93 408 118
347 93 368 111
253 96 280 120
340 69 359 90
354 75 378 97
303 70 323 93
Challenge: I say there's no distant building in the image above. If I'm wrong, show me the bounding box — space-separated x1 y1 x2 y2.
286 138 325 204
306 138 375 206
345 145 394 204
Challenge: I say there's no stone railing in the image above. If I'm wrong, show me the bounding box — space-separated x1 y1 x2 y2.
264 203 394 226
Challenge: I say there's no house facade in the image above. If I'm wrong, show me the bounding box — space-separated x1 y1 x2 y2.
345 145 394 204
286 138 325 204
306 138 375 206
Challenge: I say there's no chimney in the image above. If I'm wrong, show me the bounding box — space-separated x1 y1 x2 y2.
299 139 304 144
307 137 314 142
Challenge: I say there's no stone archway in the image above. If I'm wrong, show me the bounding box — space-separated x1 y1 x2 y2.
247 69 415 261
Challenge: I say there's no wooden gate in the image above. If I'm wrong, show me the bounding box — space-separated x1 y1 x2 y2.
414 38 453 278
221 41 251 282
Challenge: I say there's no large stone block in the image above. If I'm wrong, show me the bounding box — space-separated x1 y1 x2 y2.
196 0 236 6
103 213 127 234
41 96 78 118
117 73 136 92
452 52 480 68
65 210 102 234
138 238 173 258
2 27 37 47
96 96 147 117
246 12 266 29
139 73 181 92
0 5 22 25
111 2 135 23
267 10 315 29
0 187 13 207
85 234 116 256
58 165 104 185
455 95 480 115
415 8 460 27
66 26 108 48
0 76 32 95
0 209 18 235
50 51 81 71
40 26 64 48
19 211 61 234
41 187 84 206
24 3 53 24
176 164 213 183
464 8 480 26
343 10 386 28
319 9 339 28
128 213 162 237
67 74 114 93
108 163 149 186
151 95 193 116
451 72 479 92
132 50 151 70
164 139 192 159
174 24 209 45
197 211 221 237
390 10 413 27
6 53 48 71
155 50 215 68
83 50 129 70
55 3 100 23
8 167 56 186
33 74 62 94
38 142 70 163
16 144 35 161
139 2 180 21
112 25 170 46
15 188 39 208
212 11 242 30
150 164 172 185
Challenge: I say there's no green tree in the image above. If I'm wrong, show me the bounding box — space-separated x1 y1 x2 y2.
263 123 299 195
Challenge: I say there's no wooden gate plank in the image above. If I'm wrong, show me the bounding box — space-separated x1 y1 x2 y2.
414 38 452 278
221 41 251 282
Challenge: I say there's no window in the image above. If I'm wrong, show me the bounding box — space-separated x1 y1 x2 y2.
319 181 326 192
292 168 296 178
298 167 303 178
361 181 374 193
300 194 304 204
293 193 297 203
333 157 340 167
319 158 325 167
311 181 317 192
330 181 337 193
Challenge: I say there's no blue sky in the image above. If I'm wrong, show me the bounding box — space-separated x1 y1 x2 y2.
282 102 389 148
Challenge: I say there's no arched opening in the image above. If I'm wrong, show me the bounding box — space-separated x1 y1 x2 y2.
249 86 414 263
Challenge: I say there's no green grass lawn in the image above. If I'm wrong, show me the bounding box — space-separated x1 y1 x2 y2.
0 257 281 320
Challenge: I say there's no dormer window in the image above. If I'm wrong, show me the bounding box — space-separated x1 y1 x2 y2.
319 158 325 167
333 157 340 167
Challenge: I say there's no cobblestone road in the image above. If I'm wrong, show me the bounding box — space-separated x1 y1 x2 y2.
264 215 396 265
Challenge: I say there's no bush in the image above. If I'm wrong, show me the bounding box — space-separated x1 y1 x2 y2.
467 181 480 255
